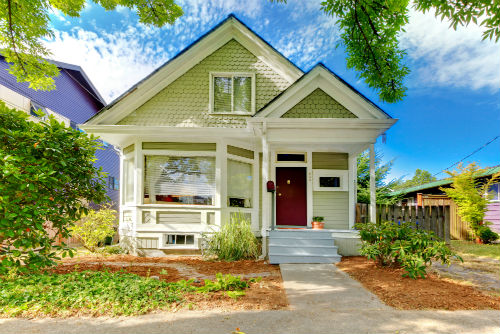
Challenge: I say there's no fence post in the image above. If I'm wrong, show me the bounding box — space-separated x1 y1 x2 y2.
423 206 430 231
444 205 451 243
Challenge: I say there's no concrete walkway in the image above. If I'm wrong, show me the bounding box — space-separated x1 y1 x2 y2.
1 264 499 334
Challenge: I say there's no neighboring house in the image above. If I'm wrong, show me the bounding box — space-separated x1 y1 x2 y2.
391 166 500 238
83 15 396 263
0 56 120 205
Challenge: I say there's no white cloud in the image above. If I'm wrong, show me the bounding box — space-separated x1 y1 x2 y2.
45 27 170 102
401 9 500 91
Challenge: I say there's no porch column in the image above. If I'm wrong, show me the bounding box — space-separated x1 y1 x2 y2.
369 143 376 222
261 124 270 257
348 154 357 229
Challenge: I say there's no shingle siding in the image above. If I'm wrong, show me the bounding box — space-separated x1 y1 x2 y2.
282 88 356 118
118 39 291 128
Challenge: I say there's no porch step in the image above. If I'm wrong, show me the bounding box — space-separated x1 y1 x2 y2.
268 229 341 264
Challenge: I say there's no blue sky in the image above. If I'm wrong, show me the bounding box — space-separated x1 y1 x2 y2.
46 0 500 182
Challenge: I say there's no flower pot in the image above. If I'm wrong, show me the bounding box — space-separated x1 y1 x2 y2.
312 221 325 229
475 237 483 244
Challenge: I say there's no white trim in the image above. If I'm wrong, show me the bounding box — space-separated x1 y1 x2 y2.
209 72 256 115
85 17 302 126
256 65 390 120
369 144 376 222
142 150 216 157
313 169 348 192
348 154 357 229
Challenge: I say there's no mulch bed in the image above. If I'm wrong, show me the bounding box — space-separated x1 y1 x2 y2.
53 255 288 311
336 256 500 310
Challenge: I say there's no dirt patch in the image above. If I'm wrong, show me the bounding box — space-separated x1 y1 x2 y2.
336 256 500 310
55 254 288 311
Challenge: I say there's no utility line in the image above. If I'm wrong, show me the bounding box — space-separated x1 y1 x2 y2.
434 135 500 177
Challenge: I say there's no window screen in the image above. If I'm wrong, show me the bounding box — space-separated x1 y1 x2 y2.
227 159 252 208
213 75 252 113
144 156 215 205
319 176 340 188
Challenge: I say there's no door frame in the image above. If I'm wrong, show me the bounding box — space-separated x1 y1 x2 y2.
270 149 313 228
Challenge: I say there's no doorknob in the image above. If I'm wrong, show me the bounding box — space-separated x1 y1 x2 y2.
278 193 282 196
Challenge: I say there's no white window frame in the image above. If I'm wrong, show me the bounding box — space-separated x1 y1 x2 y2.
489 182 500 202
313 169 348 191
209 72 256 115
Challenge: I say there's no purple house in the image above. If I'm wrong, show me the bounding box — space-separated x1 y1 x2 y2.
392 166 500 235
0 57 119 206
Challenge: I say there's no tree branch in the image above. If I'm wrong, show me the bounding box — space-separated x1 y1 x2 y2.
6 0 28 75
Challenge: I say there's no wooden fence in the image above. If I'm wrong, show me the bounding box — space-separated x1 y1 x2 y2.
355 203 451 242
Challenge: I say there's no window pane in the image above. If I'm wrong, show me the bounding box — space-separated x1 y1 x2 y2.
227 159 252 208
319 176 340 187
125 158 134 203
489 183 500 201
213 76 232 113
144 156 215 205
276 153 306 162
233 76 251 112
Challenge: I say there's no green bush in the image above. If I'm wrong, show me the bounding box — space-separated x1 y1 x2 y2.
71 204 117 252
357 221 462 279
202 213 260 261
477 223 499 244
0 103 107 273
96 244 125 255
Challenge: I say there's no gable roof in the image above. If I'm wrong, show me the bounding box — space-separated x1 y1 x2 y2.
86 14 303 125
0 56 106 123
255 64 391 119
390 165 500 196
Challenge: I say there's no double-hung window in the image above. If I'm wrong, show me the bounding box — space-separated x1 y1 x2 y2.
210 73 255 114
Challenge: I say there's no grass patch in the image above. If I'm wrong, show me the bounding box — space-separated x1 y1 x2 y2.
0 271 257 317
450 240 500 260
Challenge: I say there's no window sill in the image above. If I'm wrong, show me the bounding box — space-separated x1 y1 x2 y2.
209 111 254 116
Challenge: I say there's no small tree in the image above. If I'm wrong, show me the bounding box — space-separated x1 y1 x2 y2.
441 163 500 238
71 204 117 252
0 103 107 272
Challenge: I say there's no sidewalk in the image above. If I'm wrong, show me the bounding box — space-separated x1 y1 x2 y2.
1 264 499 334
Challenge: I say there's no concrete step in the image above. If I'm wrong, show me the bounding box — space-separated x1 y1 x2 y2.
269 254 341 264
269 237 335 247
269 230 332 238
269 245 339 256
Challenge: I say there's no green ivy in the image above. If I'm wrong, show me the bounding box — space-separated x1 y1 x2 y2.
0 103 108 273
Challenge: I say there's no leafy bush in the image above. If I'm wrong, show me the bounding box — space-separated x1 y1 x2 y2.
0 104 107 273
71 204 117 252
477 223 499 244
357 221 461 279
202 213 260 261
96 244 125 255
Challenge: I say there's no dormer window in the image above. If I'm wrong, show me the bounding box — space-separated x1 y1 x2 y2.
210 73 255 114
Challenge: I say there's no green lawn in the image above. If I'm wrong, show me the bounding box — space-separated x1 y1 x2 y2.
450 240 500 260
0 271 255 317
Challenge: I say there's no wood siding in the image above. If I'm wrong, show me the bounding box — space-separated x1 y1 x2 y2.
137 238 159 249
313 191 349 229
142 142 216 151
157 211 201 224
312 152 348 170
227 145 254 159
485 202 500 233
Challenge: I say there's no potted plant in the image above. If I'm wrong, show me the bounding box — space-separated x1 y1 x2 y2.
312 216 325 229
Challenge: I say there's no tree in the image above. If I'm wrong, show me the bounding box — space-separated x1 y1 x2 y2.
393 168 437 190
357 150 401 204
441 162 500 238
0 0 183 90
276 0 499 103
0 103 108 272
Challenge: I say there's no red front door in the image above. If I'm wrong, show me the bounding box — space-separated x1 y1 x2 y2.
276 167 307 226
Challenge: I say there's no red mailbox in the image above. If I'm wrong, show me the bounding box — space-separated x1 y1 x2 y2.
266 181 275 192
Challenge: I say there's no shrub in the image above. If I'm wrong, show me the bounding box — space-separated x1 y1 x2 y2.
357 221 461 279
202 213 260 261
71 204 117 252
477 223 499 244
96 244 125 255
0 104 107 273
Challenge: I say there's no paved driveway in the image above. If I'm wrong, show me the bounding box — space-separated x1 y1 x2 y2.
1 264 499 334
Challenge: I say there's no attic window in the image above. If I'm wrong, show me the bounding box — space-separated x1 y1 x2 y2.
210 73 255 114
